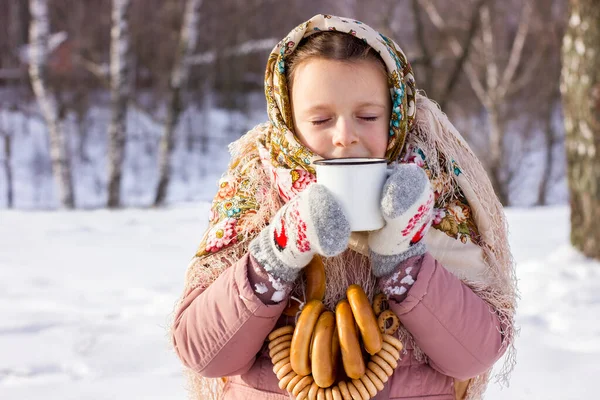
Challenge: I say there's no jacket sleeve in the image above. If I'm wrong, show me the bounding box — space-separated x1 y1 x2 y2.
171 253 288 378
385 252 508 381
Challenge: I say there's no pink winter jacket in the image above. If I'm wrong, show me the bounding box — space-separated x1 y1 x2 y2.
172 251 506 399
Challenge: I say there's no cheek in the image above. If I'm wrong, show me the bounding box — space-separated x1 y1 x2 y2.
295 127 328 153
370 125 389 157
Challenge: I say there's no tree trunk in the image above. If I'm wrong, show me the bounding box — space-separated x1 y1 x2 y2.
154 0 202 206
487 103 509 205
107 0 131 208
537 95 559 206
28 0 75 208
561 0 600 260
76 106 90 163
9 0 28 67
2 133 13 208
411 0 433 95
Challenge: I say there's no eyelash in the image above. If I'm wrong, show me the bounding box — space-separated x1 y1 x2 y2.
311 117 378 126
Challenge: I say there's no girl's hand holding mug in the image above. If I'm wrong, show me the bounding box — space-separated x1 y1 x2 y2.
250 184 351 282
368 164 435 277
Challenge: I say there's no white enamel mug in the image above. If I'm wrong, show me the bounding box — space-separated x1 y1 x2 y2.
313 157 392 232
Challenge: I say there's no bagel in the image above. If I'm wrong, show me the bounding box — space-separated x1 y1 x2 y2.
308 382 320 400
269 341 291 358
279 370 297 390
346 381 363 400
284 256 326 316
272 348 290 365
367 361 388 383
382 333 404 353
291 300 325 376
317 388 326 400
292 375 314 397
377 309 400 336
325 388 333 400
275 362 293 380
311 311 337 388
268 333 293 350
376 348 398 369
351 379 370 400
381 341 400 360
335 299 366 380
358 373 378 397
370 355 394 377
286 374 304 392
372 293 388 316
347 284 383 355
331 386 343 400
365 369 384 391
268 325 294 341
338 381 352 400
296 385 312 400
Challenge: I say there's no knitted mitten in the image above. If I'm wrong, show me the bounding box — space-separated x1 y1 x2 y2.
368 163 435 277
250 184 351 282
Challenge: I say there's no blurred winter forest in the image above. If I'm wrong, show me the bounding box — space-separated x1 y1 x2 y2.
0 0 570 209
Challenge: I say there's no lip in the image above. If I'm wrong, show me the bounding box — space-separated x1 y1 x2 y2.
313 157 387 166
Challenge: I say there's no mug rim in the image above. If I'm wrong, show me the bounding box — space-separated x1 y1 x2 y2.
313 157 387 166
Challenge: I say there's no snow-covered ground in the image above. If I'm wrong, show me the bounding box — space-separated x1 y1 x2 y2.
1 204 598 399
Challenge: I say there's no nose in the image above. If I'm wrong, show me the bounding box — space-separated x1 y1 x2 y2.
332 118 359 148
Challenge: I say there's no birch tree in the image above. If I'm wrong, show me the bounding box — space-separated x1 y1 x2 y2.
0 123 13 208
561 0 600 260
28 0 75 208
154 0 202 206
107 0 131 208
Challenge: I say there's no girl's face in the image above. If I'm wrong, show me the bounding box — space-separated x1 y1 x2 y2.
290 58 391 159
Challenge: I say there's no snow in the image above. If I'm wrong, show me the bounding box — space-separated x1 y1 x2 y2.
1 203 599 399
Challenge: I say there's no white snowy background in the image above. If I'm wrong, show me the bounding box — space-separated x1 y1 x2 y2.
2 202 599 400
0 104 598 400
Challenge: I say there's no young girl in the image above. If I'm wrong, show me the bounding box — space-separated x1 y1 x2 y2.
171 14 517 400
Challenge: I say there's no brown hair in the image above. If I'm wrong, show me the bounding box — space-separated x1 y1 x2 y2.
285 31 388 90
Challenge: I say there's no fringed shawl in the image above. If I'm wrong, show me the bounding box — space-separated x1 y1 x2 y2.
170 14 517 400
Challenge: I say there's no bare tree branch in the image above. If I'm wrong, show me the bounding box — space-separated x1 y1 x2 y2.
75 56 109 81
438 0 488 109
76 55 165 126
506 44 545 96
499 0 534 98
480 4 499 96
411 0 433 91
418 0 490 106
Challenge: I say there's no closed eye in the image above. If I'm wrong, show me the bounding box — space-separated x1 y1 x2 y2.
311 119 331 126
360 116 379 121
